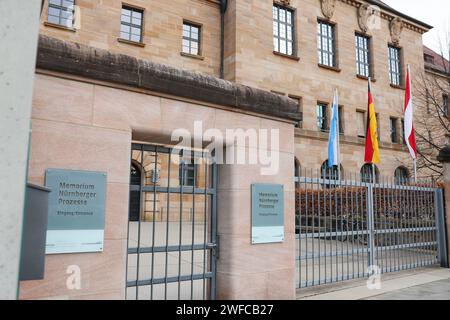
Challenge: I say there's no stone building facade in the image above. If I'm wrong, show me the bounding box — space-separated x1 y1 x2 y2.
39 0 432 179
19 0 432 300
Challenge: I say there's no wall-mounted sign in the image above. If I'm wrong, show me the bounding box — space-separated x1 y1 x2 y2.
251 184 284 244
45 169 107 254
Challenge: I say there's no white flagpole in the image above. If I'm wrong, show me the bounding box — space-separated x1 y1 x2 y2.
372 163 376 184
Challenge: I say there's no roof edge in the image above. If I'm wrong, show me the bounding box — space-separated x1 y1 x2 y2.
364 0 433 30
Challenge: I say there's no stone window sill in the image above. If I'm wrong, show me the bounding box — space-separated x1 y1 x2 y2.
356 74 376 82
44 21 76 32
180 52 205 60
117 38 146 47
390 83 405 90
318 64 341 73
273 51 300 61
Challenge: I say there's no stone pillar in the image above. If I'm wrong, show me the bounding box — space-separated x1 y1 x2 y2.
216 124 296 300
437 146 450 266
0 0 42 300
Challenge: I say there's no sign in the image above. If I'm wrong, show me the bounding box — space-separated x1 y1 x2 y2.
251 184 284 244
45 169 107 254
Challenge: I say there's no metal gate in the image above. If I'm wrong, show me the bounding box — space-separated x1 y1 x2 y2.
295 169 448 288
126 143 217 300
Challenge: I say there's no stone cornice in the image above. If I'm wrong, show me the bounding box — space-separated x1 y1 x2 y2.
295 128 409 152
36 35 302 123
340 0 432 34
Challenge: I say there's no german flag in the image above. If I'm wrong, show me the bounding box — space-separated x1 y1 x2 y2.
364 80 380 164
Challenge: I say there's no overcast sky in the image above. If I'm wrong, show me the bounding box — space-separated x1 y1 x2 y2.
383 0 450 56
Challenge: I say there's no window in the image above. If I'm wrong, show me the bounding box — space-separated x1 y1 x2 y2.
47 0 75 27
182 22 201 56
355 34 371 77
357 111 366 138
388 45 402 86
317 20 336 67
317 103 328 132
394 166 409 184
120 6 144 43
424 53 434 64
273 4 294 56
360 164 379 183
443 94 449 117
179 162 196 187
390 117 398 143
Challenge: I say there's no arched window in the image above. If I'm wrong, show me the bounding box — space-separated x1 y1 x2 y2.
360 164 380 183
321 160 343 181
395 166 409 184
129 162 142 222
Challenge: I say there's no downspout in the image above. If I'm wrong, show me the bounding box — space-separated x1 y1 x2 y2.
219 0 228 79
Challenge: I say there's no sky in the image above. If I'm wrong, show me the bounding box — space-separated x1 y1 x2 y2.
382 0 450 57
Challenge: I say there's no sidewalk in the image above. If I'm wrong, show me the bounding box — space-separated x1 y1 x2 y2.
297 267 450 300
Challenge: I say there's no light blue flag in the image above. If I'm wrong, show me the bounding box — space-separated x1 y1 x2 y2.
328 89 340 169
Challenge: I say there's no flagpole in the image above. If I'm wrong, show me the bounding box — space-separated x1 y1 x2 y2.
336 88 341 181
407 64 417 184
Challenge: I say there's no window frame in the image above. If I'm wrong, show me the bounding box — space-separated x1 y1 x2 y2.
356 110 366 138
443 94 449 117
394 166 409 184
47 0 75 28
272 3 296 57
389 117 399 144
355 32 372 78
424 53 434 64
338 105 344 135
317 19 337 69
388 44 403 87
316 102 329 133
179 162 197 187
119 4 145 44
181 20 202 57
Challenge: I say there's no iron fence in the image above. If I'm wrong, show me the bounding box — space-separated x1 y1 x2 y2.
295 168 448 288
126 143 217 300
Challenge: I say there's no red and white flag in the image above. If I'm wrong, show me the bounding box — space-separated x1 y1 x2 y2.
404 65 417 160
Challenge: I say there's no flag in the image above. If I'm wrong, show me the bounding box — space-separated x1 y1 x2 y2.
364 80 380 164
328 89 340 168
404 65 417 159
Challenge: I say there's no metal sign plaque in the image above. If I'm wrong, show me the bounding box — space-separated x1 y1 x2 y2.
45 169 107 254
251 184 284 244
